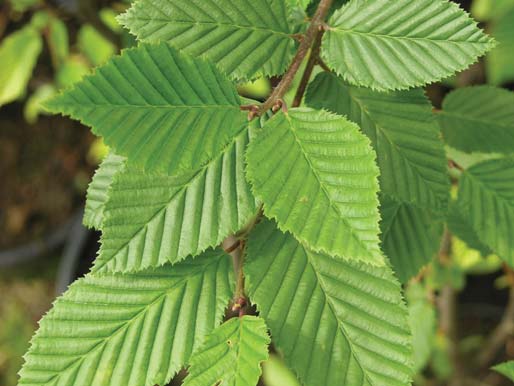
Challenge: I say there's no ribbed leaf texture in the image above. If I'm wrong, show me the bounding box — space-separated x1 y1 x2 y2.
493 361 514 382
447 202 492 256
439 86 514 154
322 0 495 90
118 0 294 80
246 108 383 265
95 129 258 273
457 157 514 265
45 43 247 176
306 72 449 211
380 195 443 283
182 316 270 386
18 249 233 386
83 153 125 230
245 220 413 386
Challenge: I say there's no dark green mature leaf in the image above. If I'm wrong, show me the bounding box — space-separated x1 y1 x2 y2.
46 43 247 176
457 157 514 265
439 86 514 154
183 316 270 386
493 361 514 382
380 195 443 283
246 108 384 265
18 250 233 386
306 72 449 211
447 202 492 256
245 220 413 386
322 0 495 91
95 129 258 273
118 0 294 80
84 153 125 230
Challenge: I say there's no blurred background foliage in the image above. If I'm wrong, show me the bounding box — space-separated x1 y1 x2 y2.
1 0 514 385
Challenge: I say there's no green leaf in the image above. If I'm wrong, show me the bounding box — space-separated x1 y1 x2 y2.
447 202 492 256
245 220 413 386
439 86 514 154
118 0 294 80
18 249 233 386
487 8 514 86
78 24 117 66
246 108 383 265
84 153 126 230
306 72 449 211
456 157 514 266
380 195 443 283
493 361 514 382
0 26 42 107
183 316 270 386
472 0 514 21
95 128 258 273
322 0 495 91
46 43 247 176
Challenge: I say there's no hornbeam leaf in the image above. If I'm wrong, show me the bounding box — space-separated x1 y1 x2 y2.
493 361 514 382
95 129 258 273
457 157 514 266
322 0 495 91
245 220 413 386
306 72 450 211
439 86 514 154
118 0 294 80
246 108 383 265
18 250 233 386
380 195 443 283
182 316 270 386
83 153 125 230
447 202 492 256
45 43 248 176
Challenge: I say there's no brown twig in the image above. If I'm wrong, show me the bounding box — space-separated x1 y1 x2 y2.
242 0 334 117
477 265 514 369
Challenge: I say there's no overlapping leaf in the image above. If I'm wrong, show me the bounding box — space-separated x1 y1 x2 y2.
306 72 449 211
46 43 247 176
439 86 514 154
245 220 413 386
118 0 294 80
457 157 514 265
381 195 443 283
183 316 270 386
18 249 233 386
95 129 258 273
246 108 383 265
84 153 125 230
322 0 495 90
447 202 492 256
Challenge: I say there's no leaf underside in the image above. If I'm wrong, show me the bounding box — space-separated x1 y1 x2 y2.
95 129 258 273
306 72 450 211
245 220 413 386
439 86 514 154
18 250 233 386
246 108 384 265
457 157 514 265
183 316 270 386
322 0 495 90
83 153 126 230
118 0 295 80
46 42 247 176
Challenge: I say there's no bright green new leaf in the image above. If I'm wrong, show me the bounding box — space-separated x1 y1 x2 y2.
439 86 514 154
245 220 413 386
493 361 514 382
472 0 514 21
380 195 443 283
306 72 449 211
183 316 270 386
457 157 514 266
84 153 126 230
78 24 117 66
46 43 248 176
322 0 495 91
95 129 258 273
18 249 233 386
487 7 514 86
118 0 294 80
246 108 383 265
0 26 42 107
